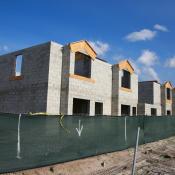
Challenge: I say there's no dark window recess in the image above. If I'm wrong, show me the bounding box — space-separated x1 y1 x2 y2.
95 102 103 115
151 108 157 116
167 88 171 100
121 70 131 89
167 110 171 115
15 55 23 76
73 98 90 115
132 107 136 116
121 104 130 116
74 52 91 78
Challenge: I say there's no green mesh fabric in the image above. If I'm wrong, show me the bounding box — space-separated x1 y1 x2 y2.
0 114 175 173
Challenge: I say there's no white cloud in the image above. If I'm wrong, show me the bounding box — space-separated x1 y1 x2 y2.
129 59 141 75
112 54 124 62
154 24 168 32
142 67 160 82
165 56 175 68
0 45 9 52
89 40 109 56
138 50 158 66
125 29 157 42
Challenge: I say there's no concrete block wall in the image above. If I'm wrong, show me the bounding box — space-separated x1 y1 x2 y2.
153 82 161 105
46 42 63 114
138 82 154 104
60 46 71 114
137 103 161 116
111 65 119 115
172 89 175 115
161 86 172 115
138 81 161 116
67 51 112 115
112 65 138 116
0 42 51 114
0 40 171 116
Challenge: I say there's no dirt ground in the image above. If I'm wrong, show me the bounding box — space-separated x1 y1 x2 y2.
3 136 175 175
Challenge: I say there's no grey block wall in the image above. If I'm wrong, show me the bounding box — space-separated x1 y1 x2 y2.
60 46 71 114
112 65 138 116
138 81 161 116
60 47 112 115
173 89 175 115
138 82 154 104
161 86 172 115
46 42 63 114
0 42 51 114
137 103 161 116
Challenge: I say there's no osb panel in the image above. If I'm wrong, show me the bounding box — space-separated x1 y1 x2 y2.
164 81 173 89
9 75 23 81
166 99 172 104
69 40 96 59
117 60 134 74
120 87 132 93
69 74 96 83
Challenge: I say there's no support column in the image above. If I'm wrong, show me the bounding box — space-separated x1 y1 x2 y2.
90 100 95 116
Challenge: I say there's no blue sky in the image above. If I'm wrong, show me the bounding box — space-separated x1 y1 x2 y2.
0 0 175 84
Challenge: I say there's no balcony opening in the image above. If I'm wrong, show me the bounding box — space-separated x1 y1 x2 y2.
121 104 130 116
151 108 157 116
167 88 171 100
15 55 23 76
95 102 103 115
121 70 131 89
132 107 136 116
74 52 91 78
73 98 90 115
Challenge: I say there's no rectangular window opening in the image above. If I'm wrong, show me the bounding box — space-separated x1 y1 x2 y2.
167 110 171 115
73 98 90 115
15 55 23 76
121 70 131 89
121 104 130 116
167 88 171 100
132 107 136 116
74 52 91 78
151 108 157 116
95 102 103 115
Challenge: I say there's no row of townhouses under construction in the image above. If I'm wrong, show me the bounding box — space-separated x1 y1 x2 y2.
0 40 175 116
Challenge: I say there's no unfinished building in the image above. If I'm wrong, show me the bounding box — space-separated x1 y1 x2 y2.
112 60 138 116
0 40 112 115
60 41 112 115
137 81 161 116
161 82 173 115
0 42 63 114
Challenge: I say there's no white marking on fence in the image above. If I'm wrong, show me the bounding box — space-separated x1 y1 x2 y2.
125 116 127 142
16 114 22 159
76 120 83 137
131 127 140 175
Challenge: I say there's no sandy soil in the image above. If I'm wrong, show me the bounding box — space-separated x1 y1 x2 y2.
3 137 175 175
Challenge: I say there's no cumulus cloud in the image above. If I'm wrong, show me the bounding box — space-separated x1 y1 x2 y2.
142 67 160 82
112 54 125 62
129 59 141 75
138 50 158 66
154 24 168 32
125 29 157 42
89 40 110 56
165 56 175 68
0 45 9 52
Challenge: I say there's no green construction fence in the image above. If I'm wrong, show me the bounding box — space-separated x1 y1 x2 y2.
0 113 175 173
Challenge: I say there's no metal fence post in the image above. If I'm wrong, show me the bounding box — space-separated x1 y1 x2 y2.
131 126 140 175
